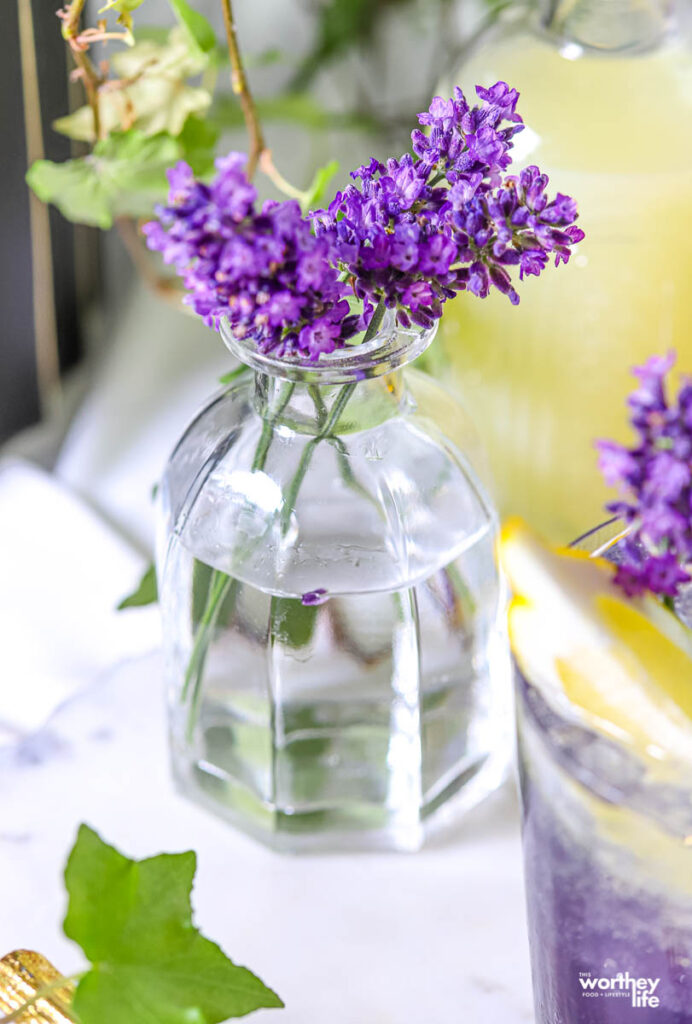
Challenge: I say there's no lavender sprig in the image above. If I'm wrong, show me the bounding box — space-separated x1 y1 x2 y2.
597 352 692 598
143 155 360 361
144 82 583 361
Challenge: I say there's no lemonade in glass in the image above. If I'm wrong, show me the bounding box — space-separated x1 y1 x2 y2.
502 521 692 1022
439 0 692 540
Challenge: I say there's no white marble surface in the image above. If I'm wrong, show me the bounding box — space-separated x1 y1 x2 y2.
0 654 534 1023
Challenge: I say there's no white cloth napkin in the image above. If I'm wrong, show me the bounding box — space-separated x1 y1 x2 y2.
0 459 160 739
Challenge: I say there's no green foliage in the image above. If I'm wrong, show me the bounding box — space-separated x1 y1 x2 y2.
27 122 216 227
167 0 217 55
53 28 212 143
63 825 284 1023
178 114 219 177
117 563 158 609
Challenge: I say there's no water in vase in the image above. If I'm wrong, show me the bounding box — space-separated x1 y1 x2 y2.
165 522 508 852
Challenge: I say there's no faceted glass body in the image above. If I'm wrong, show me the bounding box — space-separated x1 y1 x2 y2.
158 321 511 851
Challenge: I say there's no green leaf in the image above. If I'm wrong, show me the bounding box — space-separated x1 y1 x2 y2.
53 107 99 143
26 158 114 229
95 130 183 218
218 365 251 386
28 130 183 228
168 0 217 55
54 30 211 143
117 563 158 609
64 825 284 1023
178 115 219 178
301 160 339 212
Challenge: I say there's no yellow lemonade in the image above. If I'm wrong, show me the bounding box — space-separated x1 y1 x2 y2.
438 10 692 541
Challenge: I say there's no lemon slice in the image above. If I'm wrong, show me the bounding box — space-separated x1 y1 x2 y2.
499 518 692 765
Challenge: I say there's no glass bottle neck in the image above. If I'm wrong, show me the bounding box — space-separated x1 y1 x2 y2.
538 0 674 52
253 371 407 436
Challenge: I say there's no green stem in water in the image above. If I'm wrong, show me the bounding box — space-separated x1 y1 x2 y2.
307 384 328 428
182 380 296 740
280 382 357 536
252 380 296 470
0 972 85 1024
279 297 387 536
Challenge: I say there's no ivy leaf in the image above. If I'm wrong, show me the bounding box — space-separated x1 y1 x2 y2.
27 131 182 227
26 158 113 229
117 563 158 609
301 160 339 212
168 0 217 55
64 825 284 1023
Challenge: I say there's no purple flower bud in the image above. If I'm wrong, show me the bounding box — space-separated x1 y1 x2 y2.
599 350 692 599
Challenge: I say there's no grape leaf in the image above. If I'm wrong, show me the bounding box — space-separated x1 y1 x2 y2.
168 0 217 55
64 825 284 1023
117 563 158 609
27 130 182 228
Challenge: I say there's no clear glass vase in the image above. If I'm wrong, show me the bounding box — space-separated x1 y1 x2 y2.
157 314 511 852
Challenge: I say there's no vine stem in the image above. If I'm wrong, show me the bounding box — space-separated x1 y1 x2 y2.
0 972 85 1024
219 0 265 178
60 0 102 139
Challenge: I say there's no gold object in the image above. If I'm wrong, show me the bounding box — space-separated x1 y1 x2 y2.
0 952 76 1023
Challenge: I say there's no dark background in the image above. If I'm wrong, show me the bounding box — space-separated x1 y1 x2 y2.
0 0 88 443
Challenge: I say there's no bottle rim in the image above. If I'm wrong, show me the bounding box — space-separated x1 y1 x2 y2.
218 310 437 384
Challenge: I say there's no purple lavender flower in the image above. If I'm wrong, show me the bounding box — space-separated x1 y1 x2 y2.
145 84 583 359
143 155 356 361
596 351 692 598
313 84 583 328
